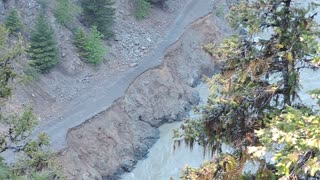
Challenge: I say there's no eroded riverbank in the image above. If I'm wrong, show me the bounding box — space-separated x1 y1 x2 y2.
56 2 232 178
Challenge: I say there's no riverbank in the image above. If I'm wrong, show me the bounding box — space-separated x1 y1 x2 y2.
57 3 232 179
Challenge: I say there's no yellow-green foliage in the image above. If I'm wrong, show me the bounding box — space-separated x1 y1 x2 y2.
180 154 242 180
255 107 320 178
0 25 23 98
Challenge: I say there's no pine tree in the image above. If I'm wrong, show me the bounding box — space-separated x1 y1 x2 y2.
85 26 106 64
135 0 151 19
28 13 59 73
74 26 106 65
80 0 115 39
5 9 23 34
74 28 89 59
53 0 81 28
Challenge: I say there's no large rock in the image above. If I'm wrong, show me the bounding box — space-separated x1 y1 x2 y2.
124 65 198 127
150 0 169 10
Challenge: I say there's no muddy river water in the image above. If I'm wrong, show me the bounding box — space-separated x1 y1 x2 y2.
121 83 212 180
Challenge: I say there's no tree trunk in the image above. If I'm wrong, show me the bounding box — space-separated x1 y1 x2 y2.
281 0 292 105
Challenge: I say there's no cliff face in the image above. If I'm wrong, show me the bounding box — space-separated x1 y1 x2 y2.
57 11 231 179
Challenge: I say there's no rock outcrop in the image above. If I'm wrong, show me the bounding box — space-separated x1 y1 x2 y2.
57 11 231 179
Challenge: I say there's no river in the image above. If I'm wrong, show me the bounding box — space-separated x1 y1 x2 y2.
121 83 213 180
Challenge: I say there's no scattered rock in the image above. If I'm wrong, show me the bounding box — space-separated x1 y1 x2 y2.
121 160 136 172
129 63 138 67
114 35 121 41
134 49 141 54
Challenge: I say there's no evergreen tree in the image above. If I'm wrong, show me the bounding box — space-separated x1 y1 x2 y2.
80 0 115 39
74 28 88 58
53 0 81 28
176 0 320 178
135 0 151 20
74 26 106 65
85 26 106 64
28 13 59 73
5 9 23 34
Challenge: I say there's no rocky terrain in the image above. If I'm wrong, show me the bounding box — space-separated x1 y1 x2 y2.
57 5 232 179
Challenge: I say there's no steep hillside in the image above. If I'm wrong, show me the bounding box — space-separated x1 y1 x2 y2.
0 0 188 121
57 8 231 179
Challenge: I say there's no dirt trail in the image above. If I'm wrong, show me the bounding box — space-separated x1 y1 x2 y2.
29 0 216 152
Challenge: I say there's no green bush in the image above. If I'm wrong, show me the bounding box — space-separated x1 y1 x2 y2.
28 13 59 73
135 0 151 20
53 0 81 28
80 0 115 39
74 26 107 65
5 9 23 34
